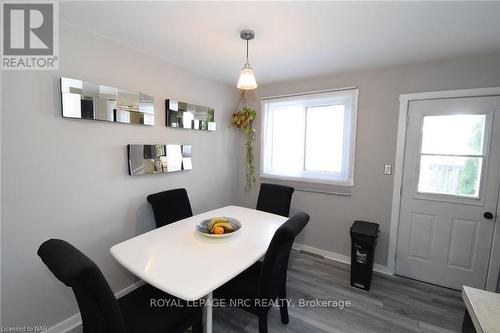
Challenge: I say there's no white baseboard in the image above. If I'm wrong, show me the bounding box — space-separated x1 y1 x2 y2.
115 280 145 298
293 243 393 276
47 313 81 333
47 280 145 333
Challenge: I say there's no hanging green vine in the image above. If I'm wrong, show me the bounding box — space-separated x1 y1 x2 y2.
231 92 257 190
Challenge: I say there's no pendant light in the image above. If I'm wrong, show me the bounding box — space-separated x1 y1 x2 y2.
237 30 257 90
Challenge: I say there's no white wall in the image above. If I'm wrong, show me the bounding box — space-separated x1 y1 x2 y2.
1 23 240 327
237 53 500 267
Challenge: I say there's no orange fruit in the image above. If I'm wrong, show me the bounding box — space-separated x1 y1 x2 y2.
213 226 224 234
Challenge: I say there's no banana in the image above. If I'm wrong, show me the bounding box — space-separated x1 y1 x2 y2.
211 222 234 233
208 217 229 231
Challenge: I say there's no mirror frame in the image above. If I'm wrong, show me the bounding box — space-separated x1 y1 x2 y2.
60 77 155 126
165 99 216 131
127 144 192 176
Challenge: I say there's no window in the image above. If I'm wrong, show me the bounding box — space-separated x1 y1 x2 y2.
417 114 487 198
261 89 358 186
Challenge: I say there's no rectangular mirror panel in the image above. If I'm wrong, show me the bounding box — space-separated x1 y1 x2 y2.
127 144 192 176
166 99 215 131
61 77 155 126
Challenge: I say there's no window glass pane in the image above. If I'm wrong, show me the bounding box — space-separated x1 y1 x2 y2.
269 105 304 174
421 114 486 155
305 105 345 173
261 89 357 185
418 155 482 197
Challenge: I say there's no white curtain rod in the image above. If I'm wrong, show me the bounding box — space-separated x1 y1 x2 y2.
260 86 357 101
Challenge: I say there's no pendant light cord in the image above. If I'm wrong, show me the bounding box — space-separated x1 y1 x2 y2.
234 37 250 111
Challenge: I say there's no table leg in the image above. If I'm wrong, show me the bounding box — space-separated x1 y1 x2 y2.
202 292 213 333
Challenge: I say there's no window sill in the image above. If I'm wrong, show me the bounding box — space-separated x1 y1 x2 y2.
259 174 353 196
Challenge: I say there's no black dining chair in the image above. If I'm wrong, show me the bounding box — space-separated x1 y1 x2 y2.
256 183 294 217
38 239 202 333
147 188 193 228
214 212 310 333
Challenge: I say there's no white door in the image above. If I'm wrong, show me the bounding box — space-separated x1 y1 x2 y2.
396 96 500 290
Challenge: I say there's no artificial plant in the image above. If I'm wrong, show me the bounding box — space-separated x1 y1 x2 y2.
231 91 257 190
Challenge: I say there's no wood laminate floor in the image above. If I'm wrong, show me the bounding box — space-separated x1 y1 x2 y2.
68 250 465 333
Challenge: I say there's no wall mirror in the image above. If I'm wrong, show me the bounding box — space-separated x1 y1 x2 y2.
166 99 216 131
61 77 155 125
128 144 192 176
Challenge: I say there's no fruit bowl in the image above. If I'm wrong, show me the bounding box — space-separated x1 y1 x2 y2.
196 217 242 238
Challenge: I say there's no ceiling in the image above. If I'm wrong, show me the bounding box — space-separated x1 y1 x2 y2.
60 1 500 86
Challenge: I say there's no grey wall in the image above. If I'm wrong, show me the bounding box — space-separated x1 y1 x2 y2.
2 20 499 329
1 23 239 327
237 53 500 267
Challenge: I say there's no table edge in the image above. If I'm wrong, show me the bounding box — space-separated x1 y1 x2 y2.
462 287 485 333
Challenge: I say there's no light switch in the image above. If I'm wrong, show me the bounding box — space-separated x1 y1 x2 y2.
384 164 392 175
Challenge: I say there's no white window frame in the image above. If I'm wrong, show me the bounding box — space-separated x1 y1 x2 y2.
260 88 358 187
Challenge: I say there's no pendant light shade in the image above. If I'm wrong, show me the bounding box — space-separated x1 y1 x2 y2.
237 30 257 90
237 63 257 90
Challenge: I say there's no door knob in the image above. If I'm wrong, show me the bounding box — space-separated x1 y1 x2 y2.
484 212 495 220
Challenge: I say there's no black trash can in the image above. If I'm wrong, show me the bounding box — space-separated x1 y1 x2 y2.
350 220 379 291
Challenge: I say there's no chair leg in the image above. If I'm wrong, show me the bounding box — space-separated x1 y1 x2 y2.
191 318 203 333
279 302 289 324
258 314 268 333
279 288 289 324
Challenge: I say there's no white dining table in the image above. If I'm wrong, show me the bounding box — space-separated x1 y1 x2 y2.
110 205 288 333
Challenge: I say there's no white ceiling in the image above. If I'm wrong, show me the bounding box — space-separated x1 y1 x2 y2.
60 1 500 85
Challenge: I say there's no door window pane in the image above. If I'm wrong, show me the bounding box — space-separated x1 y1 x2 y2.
418 155 482 197
305 105 344 173
421 115 486 155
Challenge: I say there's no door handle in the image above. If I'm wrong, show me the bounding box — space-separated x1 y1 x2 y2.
484 212 495 220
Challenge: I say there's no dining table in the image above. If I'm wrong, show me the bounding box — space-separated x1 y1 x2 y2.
110 205 289 333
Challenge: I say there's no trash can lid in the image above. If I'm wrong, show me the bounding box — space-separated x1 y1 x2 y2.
351 220 379 237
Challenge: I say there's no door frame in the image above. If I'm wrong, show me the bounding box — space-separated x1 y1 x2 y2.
388 87 500 291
